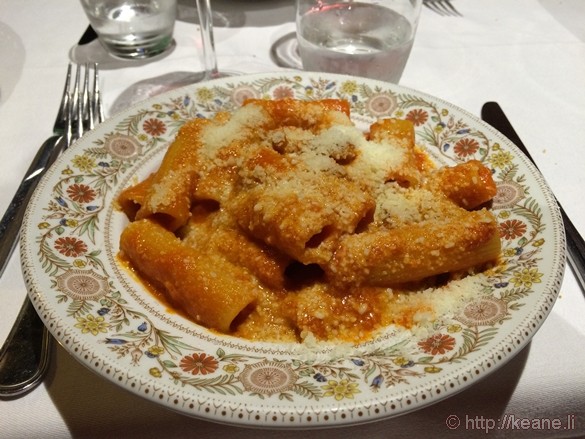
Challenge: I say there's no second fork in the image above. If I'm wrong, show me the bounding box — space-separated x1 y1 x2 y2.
423 0 462 16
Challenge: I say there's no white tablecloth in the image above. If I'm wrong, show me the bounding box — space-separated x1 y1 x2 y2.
1 0 584 437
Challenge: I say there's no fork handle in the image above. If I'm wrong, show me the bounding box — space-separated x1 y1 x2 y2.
0 136 61 277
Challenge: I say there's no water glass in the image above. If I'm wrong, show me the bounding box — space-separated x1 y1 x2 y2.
79 0 177 59
296 0 422 83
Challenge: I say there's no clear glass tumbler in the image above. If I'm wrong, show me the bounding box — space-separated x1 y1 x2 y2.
79 0 177 59
296 0 422 83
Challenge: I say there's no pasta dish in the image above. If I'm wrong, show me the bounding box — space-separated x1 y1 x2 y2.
117 99 501 343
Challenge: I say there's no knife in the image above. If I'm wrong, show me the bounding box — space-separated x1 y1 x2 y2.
0 134 63 394
481 101 585 293
0 135 64 277
0 135 61 397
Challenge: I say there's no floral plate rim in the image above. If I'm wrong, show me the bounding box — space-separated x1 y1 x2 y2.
20 72 565 428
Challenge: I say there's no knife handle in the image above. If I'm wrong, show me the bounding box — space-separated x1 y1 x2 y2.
562 208 585 290
0 136 60 278
481 102 585 294
0 298 52 397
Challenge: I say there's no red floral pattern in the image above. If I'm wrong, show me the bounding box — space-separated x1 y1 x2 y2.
405 109 428 126
66 184 96 203
180 353 219 375
273 86 294 99
143 118 167 136
54 237 88 257
499 219 527 240
453 138 480 157
418 334 456 356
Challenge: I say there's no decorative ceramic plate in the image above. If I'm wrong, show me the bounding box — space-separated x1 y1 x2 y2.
21 72 565 428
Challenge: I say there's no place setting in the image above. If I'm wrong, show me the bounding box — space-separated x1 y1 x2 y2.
1 0 584 437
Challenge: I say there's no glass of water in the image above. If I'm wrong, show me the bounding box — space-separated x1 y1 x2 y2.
296 0 422 83
79 0 177 59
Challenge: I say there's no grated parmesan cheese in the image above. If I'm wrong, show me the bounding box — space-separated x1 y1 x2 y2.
124 99 500 345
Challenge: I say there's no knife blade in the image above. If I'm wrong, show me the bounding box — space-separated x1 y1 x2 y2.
481 101 585 293
0 135 63 278
78 25 97 45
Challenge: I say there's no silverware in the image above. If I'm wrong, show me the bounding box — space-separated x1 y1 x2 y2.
423 0 462 16
0 63 104 397
0 135 62 278
481 101 585 293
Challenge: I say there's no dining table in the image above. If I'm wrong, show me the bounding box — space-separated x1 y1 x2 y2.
1 0 584 437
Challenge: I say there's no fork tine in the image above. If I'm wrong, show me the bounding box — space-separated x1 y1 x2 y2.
53 64 72 134
423 0 461 16
87 68 95 131
93 63 105 124
423 1 445 16
81 64 91 131
441 0 461 16
71 65 83 142
65 89 73 149
64 63 104 148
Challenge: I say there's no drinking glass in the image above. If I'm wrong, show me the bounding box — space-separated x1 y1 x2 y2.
270 32 303 70
296 0 422 83
108 0 225 113
79 0 177 59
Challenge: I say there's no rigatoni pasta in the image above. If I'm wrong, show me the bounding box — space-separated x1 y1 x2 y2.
327 209 501 287
130 117 210 230
117 99 501 343
120 218 259 333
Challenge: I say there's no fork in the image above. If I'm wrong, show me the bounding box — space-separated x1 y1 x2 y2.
0 63 104 397
58 63 105 155
423 0 462 16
